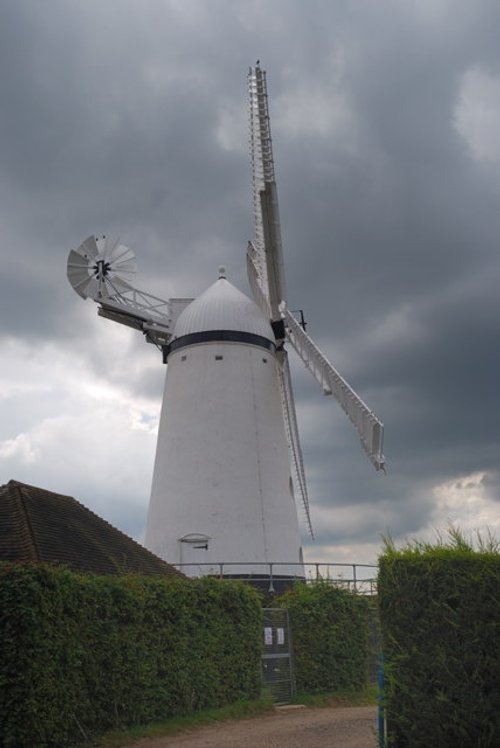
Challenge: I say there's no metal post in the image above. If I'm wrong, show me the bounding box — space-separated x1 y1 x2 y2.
377 654 385 748
268 563 275 593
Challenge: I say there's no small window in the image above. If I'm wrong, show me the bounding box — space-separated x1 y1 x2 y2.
262 357 268 363
181 355 187 361
215 355 223 361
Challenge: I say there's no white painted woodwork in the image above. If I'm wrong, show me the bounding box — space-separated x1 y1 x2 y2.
145 278 303 576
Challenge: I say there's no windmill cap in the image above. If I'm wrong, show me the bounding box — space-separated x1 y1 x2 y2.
173 277 274 342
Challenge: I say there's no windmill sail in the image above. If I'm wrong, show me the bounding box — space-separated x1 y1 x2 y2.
248 63 317 534
247 62 386 519
246 241 271 318
277 350 314 537
248 65 286 326
282 306 385 472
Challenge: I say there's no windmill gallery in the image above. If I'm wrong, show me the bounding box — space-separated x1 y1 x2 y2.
66 65 385 586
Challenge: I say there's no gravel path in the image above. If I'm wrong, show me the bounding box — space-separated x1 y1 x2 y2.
127 705 378 748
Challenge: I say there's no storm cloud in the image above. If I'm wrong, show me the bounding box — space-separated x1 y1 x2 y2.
1 0 499 564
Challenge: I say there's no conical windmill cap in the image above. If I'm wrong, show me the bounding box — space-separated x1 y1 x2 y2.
173 274 274 342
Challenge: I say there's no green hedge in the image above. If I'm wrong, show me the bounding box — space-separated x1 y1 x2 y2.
277 582 370 693
0 563 262 747
378 541 500 747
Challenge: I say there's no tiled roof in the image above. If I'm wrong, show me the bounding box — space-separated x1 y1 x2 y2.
0 480 181 577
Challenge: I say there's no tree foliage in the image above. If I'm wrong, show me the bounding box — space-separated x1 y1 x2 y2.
277 582 370 693
0 563 262 747
378 534 500 747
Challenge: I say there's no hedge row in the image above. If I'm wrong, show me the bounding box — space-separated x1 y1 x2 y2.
277 582 370 693
0 563 262 747
378 542 500 747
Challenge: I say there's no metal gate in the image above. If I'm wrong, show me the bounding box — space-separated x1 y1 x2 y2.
261 608 296 704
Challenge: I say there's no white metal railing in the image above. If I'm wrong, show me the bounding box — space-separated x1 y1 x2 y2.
172 561 378 595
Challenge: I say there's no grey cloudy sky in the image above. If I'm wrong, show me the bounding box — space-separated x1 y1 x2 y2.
1 0 499 565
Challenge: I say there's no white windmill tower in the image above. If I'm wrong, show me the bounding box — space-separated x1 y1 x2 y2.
67 64 385 587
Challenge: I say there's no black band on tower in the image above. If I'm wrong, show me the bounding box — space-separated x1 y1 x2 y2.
162 329 276 362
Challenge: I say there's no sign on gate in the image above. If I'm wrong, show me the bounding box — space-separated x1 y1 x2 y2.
261 608 296 704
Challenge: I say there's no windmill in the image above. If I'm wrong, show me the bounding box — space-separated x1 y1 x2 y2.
67 64 385 585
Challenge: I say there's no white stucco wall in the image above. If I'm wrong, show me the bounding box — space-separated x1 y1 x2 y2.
145 338 303 576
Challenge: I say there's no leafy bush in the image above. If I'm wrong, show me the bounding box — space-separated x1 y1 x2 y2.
277 582 370 693
0 564 262 747
378 533 500 747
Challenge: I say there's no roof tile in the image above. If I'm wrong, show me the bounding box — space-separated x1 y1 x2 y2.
0 480 181 577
